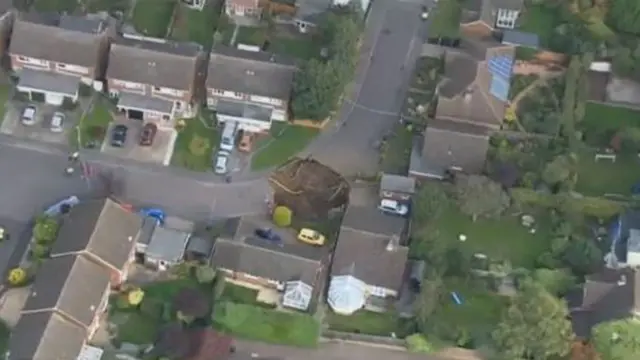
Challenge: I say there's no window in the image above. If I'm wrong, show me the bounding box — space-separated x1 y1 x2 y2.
234 92 243 98
213 89 224 95
154 87 161 92
162 115 170 121
175 101 182 110
370 286 386 297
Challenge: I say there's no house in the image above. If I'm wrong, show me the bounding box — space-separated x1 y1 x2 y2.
379 174 416 202
107 36 205 125
182 0 208 11
9 13 115 105
8 311 88 360
206 45 296 132
328 205 409 315
225 0 262 19
143 225 191 271
410 37 514 179
605 210 640 269
567 268 640 338
50 198 143 286
463 0 524 30
184 234 215 262
211 216 325 311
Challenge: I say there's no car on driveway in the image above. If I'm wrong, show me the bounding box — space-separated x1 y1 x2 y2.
110 124 128 147
255 228 282 244
378 199 409 216
214 151 230 174
50 112 65 133
139 123 157 146
21 105 37 126
297 228 326 246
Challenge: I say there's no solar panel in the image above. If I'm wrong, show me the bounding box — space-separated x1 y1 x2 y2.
488 55 514 80
490 75 510 102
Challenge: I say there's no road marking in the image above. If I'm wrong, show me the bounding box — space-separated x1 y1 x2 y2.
342 100 400 116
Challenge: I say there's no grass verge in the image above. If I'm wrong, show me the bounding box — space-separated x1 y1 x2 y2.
250 123 319 170
171 116 218 171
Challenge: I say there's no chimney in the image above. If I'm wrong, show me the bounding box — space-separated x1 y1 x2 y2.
386 235 399 251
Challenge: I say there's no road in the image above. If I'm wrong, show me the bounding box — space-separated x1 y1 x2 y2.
305 0 429 176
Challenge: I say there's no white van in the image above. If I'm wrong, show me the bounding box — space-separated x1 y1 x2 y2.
220 121 237 152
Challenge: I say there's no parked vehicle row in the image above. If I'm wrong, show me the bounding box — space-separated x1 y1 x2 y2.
109 122 158 148
20 105 66 132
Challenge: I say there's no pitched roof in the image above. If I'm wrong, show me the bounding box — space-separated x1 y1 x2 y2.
436 38 514 128
380 174 416 194
22 255 111 328
9 13 107 68
418 118 491 175
9 311 86 360
211 217 323 285
463 0 524 25
332 206 409 290
207 45 297 100
51 198 143 271
107 36 202 90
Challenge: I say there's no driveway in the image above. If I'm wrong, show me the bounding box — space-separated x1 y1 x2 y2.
101 121 177 166
305 0 428 176
1 101 80 146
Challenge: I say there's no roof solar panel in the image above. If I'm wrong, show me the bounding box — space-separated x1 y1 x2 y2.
490 75 510 102
488 55 514 80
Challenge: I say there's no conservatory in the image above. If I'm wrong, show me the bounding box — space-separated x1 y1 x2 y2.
282 280 313 311
327 275 367 315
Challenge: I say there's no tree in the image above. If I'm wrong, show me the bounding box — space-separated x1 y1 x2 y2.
542 154 575 187
173 288 209 319
7 268 27 287
412 182 450 224
213 273 227 300
531 268 576 296
414 273 443 326
492 282 574 360
607 0 640 35
592 319 640 360
126 287 145 306
272 206 292 227
195 265 216 284
32 217 59 244
454 175 509 221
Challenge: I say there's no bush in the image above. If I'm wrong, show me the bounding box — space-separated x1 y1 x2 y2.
7 268 27 287
195 265 216 284
32 217 59 244
272 206 292 227
127 288 145 306
30 243 50 259
511 188 624 218
406 334 436 353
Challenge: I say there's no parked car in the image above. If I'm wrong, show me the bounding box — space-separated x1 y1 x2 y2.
421 6 429 19
238 132 253 153
139 123 158 146
297 228 326 246
50 112 65 133
255 228 282 243
214 151 230 174
110 124 128 147
21 105 36 126
378 199 409 216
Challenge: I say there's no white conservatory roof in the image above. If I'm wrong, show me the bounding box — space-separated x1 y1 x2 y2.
283 280 313 311
328 275 366 315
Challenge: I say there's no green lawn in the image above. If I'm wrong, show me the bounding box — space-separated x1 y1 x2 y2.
428 0 462 38
0 320 9 356
213 301 320 347
381 123 413 174
144 279 200 300
575 151 640 197
72 100 114 149
113 311 159 345
326 311 404 337
268 35 318 60
219 282 259 304
435 206 551 269
33 0 78 12
250 123 319 170
131 0 177 38
171 2 222 49
0 84 10 126
171 115 218 171
518 4 564 47
582 102 640 147
235 26 268 46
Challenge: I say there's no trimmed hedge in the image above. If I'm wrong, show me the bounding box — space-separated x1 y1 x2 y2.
511 188 624 218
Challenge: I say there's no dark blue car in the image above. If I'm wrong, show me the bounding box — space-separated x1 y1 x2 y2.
254 228 282 243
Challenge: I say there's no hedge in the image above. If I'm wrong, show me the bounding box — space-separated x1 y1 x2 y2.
510 188 624 218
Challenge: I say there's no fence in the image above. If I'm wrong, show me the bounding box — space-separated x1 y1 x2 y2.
321 330 407 347
291 118 331 129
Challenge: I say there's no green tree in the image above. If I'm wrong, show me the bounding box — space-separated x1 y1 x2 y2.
454 175 509 221
542 154 575 187
492 282 573 360
592 319 640 360
414 273 443 326
607 0 640 35
195 265 216 284
127 288 145 306
531 268 576 296
272 206 292 227
33 217 59 244
412 182 450 224
7 268 27 287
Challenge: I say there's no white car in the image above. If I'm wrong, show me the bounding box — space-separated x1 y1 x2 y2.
214 151 230 174
21 106 36 126
379 199 409 216
421 11 429 20
50 112 65 133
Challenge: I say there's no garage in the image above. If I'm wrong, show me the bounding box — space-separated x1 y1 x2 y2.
16 69 79 106
44 92 64 106
29 91 45 103
127 109 144 121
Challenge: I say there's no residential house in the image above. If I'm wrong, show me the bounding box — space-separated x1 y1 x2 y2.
604 210 640 269
142 225 191 271
182 0 208 11
107 36 205 125
211 216 325 311
410 37 514 179
0 0 15 61
379 174 416 202
567 268 640 338
206 45 296 132
225 0 262 19
50 198 143 286
463 0 524 30
328 205 409 315
184 234 215 262
9 13 115 105
8 311 87 360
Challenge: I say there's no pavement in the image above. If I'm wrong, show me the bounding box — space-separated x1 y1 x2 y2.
305 0 429 176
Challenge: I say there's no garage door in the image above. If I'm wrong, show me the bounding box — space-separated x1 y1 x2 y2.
30 92 45 103
44 93 64 106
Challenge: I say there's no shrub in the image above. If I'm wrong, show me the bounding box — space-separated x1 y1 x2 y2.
272 206 292 227
7 268 27 287
32 217 59 244
195 265 216 284
30 244 50 259
127 288 145 306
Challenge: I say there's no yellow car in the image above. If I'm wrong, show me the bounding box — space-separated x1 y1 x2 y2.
297 228 326 246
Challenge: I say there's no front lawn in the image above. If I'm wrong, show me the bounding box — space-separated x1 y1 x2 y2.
33 0 78 12
381 123 413 175
235 26 267 46
171 115 218 171
575 151 640 197
213 301 320 347
434 206 551 269
131 0 177 38
581 102 640 147
326 311 404 337
72 99 114 149
171 1 222 49
250 123 319 170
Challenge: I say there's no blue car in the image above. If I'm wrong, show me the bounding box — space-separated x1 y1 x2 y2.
254 228 282 243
